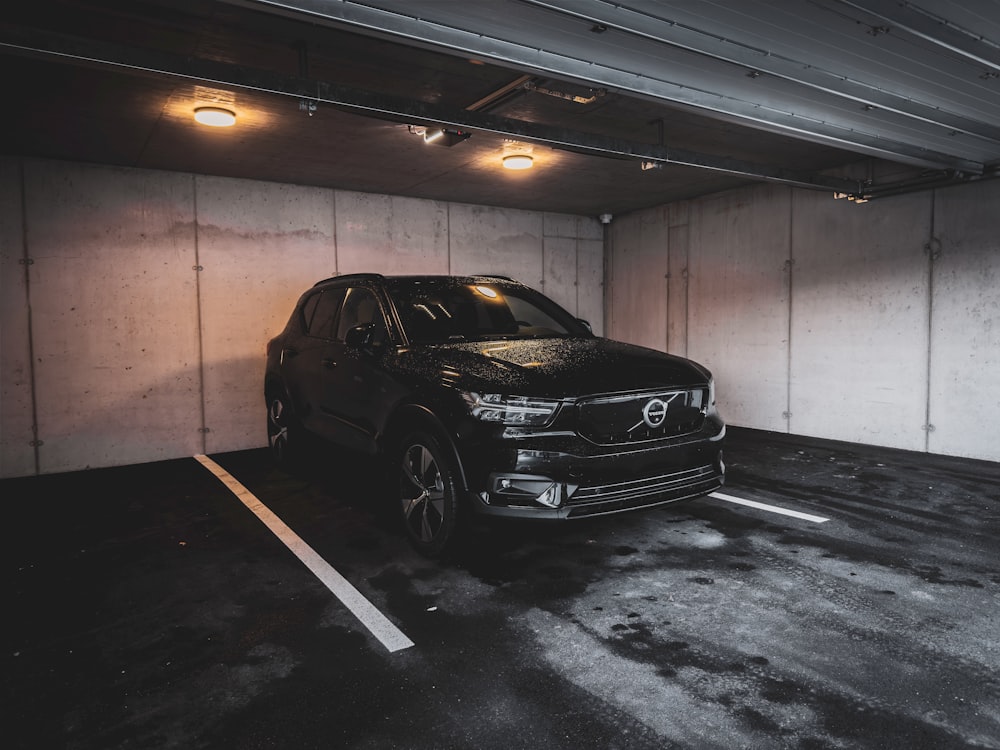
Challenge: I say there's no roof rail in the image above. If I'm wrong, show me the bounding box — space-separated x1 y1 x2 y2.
312 272 386 287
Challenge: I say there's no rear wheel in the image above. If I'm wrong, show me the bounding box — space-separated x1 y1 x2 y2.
397 431 461 557
267 390 303 471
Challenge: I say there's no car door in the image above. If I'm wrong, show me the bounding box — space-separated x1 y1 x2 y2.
281 285 346 437
316 285 402 455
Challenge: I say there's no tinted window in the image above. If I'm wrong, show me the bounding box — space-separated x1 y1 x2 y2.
388 279 589 344
336 287 386 341
304 287 346 339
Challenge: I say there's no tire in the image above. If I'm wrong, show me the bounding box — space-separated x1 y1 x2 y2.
397 431 461 557
266 389 304 472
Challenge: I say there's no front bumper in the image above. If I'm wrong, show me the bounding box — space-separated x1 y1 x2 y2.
463 418 725 520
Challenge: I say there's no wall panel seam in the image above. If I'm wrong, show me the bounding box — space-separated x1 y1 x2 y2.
19 158 42 475
924 190 936 454
787 189 794 435
193 175 208 455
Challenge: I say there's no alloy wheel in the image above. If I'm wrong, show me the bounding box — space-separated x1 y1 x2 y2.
400 442 447 544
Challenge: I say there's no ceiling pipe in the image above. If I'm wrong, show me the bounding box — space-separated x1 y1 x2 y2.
0 25 864 195
835 0 1000 75
858 169 996 201
520 0 1000 147
223 0 988 174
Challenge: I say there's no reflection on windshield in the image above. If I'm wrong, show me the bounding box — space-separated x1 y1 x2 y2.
390 280 584 344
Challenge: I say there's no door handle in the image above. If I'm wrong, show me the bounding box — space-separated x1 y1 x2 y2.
322 359 337 369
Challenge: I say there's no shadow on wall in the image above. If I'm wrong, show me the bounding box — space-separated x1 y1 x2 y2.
9 354 271 478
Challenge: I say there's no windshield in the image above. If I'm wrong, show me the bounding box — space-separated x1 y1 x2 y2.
387 278 591 345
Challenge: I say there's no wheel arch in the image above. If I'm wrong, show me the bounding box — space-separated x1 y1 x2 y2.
264 372 286 400
264 374 299 416
381 403 471 494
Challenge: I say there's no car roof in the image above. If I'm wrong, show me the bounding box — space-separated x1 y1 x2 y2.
311 273 521 288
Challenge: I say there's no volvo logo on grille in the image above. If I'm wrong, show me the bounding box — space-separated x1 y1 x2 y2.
642 398 669 428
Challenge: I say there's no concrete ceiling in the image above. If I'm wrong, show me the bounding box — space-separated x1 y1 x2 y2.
2 0 999 217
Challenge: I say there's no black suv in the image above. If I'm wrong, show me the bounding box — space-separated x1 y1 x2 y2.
265 274 725 556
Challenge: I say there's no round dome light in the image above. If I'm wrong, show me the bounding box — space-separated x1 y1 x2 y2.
503 154 534 170
194 106 236 127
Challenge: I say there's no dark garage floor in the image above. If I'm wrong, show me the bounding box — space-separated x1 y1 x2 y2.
5 427 1000 750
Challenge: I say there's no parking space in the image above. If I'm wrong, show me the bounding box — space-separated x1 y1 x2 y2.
5 427 1000 749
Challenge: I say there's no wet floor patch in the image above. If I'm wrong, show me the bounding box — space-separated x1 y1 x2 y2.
4 430 1000 749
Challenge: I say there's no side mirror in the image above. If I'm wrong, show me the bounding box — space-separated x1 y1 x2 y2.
576 318 593 334
345 323 374 350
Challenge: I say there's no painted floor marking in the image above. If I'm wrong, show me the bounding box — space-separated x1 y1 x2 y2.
194 454 414 653
708 491 830 524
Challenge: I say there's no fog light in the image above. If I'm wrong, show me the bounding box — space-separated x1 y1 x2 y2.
490 475 570 509
536 483 561 508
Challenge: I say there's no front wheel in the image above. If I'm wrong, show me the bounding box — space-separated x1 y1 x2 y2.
397 431 461 557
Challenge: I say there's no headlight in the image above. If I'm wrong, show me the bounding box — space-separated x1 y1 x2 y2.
463 392 560 426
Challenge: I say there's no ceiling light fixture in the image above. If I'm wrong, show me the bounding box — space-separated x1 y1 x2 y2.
503 154 534 170
194 106 236 127
501 139 535 171
422 127 471 147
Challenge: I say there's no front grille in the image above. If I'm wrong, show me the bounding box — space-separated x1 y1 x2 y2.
566 464 720 518
576 389 708 445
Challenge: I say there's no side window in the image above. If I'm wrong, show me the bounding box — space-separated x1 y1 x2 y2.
336 287 386 341
300 292 321 332
304 288 346 339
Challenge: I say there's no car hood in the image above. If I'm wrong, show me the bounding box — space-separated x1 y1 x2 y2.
396 337 710 397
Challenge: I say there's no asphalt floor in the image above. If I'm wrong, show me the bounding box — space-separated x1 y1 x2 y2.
5 427 1000 750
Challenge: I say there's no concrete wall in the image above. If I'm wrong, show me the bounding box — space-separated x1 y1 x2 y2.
608 179 1000 462
5 154 994 476
0 157 603 478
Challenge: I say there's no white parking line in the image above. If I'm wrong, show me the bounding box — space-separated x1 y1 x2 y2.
194 454 415 653
708 491 830 524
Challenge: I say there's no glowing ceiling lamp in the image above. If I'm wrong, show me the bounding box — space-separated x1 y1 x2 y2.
194 106 236 127
503 154 534 170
